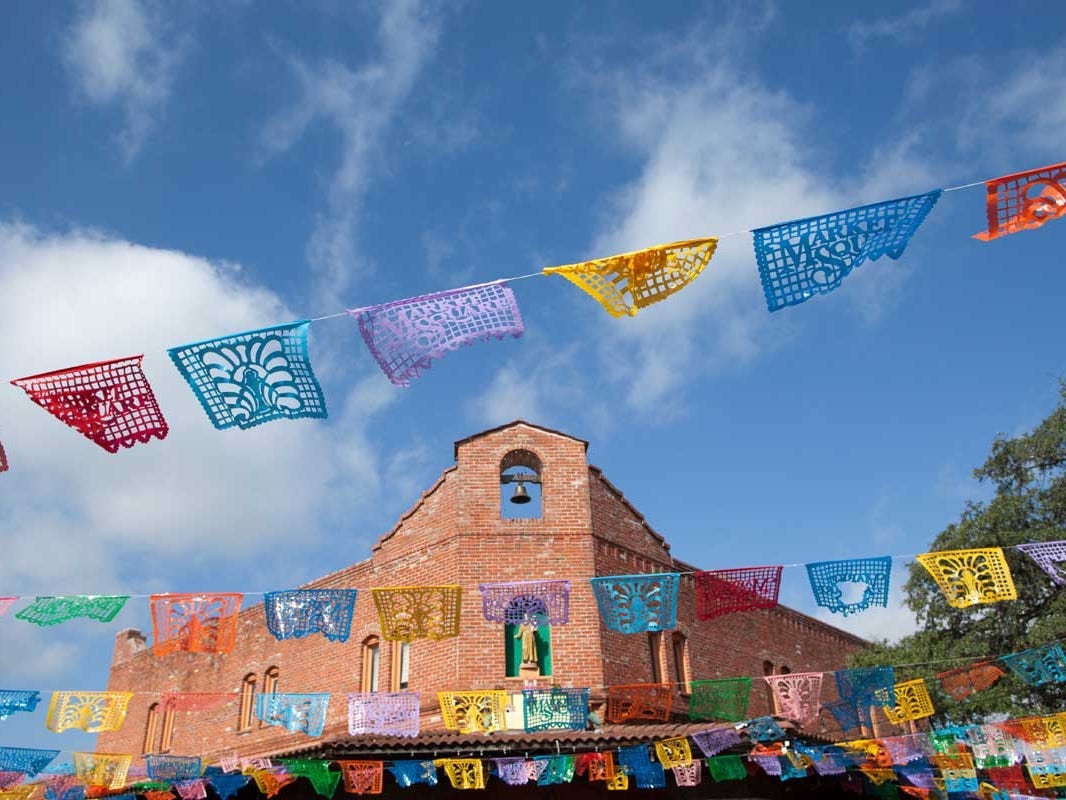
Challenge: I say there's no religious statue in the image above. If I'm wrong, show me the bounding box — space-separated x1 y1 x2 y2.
515 622 538 665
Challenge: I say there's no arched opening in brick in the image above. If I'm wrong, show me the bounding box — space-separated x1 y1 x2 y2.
361 636 381 692
504 596 551 677
142 702 159 754
259 666 279 728
238 673 256 732
672 632 690 695
500 449 543 520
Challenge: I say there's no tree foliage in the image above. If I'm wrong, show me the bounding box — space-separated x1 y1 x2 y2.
849 387 1066 722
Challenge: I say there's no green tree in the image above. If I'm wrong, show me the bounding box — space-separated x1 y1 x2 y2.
850 387 1066 722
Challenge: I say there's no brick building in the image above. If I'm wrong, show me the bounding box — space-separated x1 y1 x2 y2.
99 421 870 793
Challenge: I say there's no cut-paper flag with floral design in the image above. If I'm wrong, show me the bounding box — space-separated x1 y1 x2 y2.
15 596 128 627
1018 541 1066 585
0 691 41 720
616 745 665 789
478 580 569 626
351 282 523 387
936 662 1004 701
522 688 588 732
11 356 168 453
370 586 461 642
45 692 133 733
753 191 941 312
973 162 1066 241
264 589 357 643
150 593 242 656
806 557 891 616
691 728 742 757
72 753 131 790
606 684 672 723
168 321 327 430
543 238 718 318
915 547 1017 608
695 566 782 619
878 679 936 724
347 692 420 738
438 691 508 734
688 677 750 722
589 573 678 633
764 672 823 725
255 693 329 737
673 760 701 786
338 761 384 795
1000 643 1066 686
654 737 692 769
434 759 484 790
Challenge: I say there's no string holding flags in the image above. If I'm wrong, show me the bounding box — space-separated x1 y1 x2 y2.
753 191 941 312
11 356 169 453
350 282 524 387
543 238 718 318
168 321 327 430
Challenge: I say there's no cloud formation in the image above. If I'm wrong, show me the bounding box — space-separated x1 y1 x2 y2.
62 0 189 160
260 0 443 308
847 0 963 54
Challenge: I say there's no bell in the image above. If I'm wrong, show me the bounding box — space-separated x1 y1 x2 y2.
510 482 531 504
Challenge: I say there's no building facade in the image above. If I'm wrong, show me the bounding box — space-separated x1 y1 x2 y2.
98 421 868 766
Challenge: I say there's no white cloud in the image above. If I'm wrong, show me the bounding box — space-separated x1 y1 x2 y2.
847 0 963 53
0 223 391 595
62 0 188 161
259 0 442 308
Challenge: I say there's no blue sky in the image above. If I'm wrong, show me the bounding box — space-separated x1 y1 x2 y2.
1 0 1065 754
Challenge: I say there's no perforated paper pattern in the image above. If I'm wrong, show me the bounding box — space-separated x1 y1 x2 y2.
338 761 383 795
936 662 1004 700
689 677 751 721
706 755 746 782
249 769 295 798
435 759 484 790
1001 644 1066 686
691 728 742 757
764 672 823 724
753 191 941 312
544 238 718 318
881 679 936 724
386 761 436 788
810 749 849 776
672 760 701 786
606 684 672 723
352 282 524 387
522 688 588 732
160 693 233 713
824 699 869 733
590 573 679 633
0 691 40 720
973 163 1066 241
145 756 201 782
779 757 808 781
370 586 461 642
806 557 892 616
695 566 782 619
985 765 1028 793
15 596 128 627
254 693 329 737
881 734 931 765
836 667 895 706
1018 541 1066 585
169 321 326 430
278 760 339 798
534 756 574 786
0 773 24 790
605 771 629 790
931 752 978 793
438 691 508 733
575 752 614 781
745 716 786 742
46 692 133 733
73 753 131 789
654 737 692 768
0 750 59 777
174 781 206 800
150 594 242 656
264 589 357 643
617 745 665 789
347 692 420 737
477 580 569 626
43 779 82 800
916 548 1017 608
967 725 1016 769
493 759 535 786
11 356 168 453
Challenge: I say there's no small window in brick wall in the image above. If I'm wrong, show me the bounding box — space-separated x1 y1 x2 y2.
237 673 256 732
500 449 542 520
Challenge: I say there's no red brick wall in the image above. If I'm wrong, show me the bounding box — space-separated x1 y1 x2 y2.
97 422 870 760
